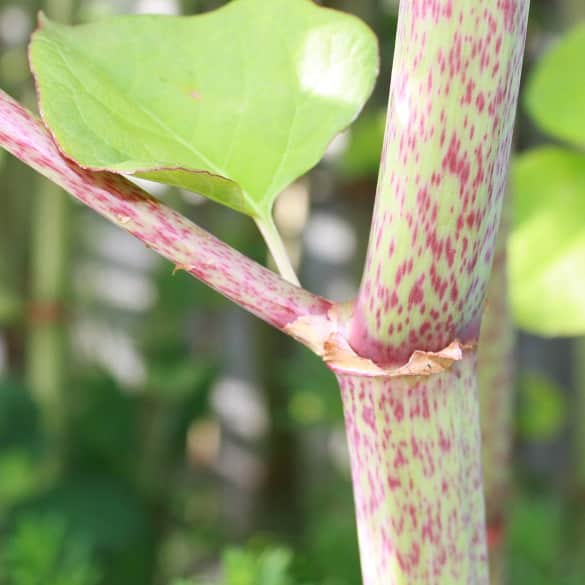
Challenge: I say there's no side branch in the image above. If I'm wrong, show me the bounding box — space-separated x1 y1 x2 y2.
0 89 332 334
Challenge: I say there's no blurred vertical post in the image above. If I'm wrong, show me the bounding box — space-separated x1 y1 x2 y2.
26 0 75 467
478 210 515 585
0 154 20 329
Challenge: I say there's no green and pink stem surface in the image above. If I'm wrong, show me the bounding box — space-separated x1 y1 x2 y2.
338 1 528 582
0 0 529 583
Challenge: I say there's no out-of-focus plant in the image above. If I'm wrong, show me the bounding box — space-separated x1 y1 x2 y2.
0 514 100 585
502 19 585 585
215 547 298 585
338 110 386 181
516 372 567 444
173 546 307 585
508 20 585 486
509 22 585 334
0 378 42 507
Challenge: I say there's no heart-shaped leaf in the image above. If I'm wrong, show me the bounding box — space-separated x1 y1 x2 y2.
509 147 585 336
29 0 378 224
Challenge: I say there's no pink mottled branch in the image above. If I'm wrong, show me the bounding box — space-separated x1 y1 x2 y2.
0 89 332 334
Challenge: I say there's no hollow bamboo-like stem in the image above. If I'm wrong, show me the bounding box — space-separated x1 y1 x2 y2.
350 0 529 366
337 350 487 585
343 1 528 582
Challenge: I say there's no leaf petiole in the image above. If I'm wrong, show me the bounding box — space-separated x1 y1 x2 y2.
255 216 300 287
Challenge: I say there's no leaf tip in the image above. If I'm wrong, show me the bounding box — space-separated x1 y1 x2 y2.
36 11 52 30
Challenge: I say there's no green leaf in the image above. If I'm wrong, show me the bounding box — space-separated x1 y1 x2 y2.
517 371 567 442
29 0 378 222
0 378 40 450
0 449 40 505
0 288 22 324
17 476 154 585
2 515 100 585
507 493 563 579
339 109 385 179
508 147 585 336
525 23 585 146
224 547 296 585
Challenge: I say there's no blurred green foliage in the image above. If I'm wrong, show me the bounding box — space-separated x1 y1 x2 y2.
171 547 304 585
509 147 585 335
507 491 585 585
212 547 299 585
338 109 386 180
517 371 567 442
510 22 585 336
524 23 585 148
285 349 341 427
1 515 100 585
0 289 21 324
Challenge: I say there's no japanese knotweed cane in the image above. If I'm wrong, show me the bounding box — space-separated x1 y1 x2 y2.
333 350 486 584
340 1 528 583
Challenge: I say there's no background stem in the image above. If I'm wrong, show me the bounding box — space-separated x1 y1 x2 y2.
477 211 515 585
27 181 70 458
25 0 75 470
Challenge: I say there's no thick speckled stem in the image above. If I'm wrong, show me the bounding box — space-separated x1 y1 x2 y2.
342 1 528 582
336 352 487 585
350 0 529 365
0 90 332 335
478 220 514 585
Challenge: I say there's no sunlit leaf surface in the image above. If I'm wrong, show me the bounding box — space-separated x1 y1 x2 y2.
29 0 378 221
509 147 585 336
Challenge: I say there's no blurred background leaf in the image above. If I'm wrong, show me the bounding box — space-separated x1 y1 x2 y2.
524 22 585 147
1 514 100 585
337 109 386 180
517 371 567 442
509 147 585 336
